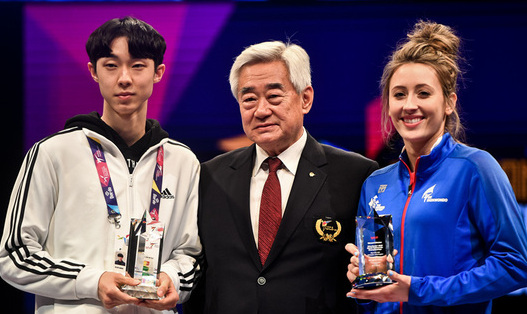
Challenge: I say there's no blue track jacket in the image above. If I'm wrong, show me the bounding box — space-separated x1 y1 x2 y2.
358 133 527 313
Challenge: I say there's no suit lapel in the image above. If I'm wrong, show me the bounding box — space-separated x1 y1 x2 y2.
225 145 263 269
264 134 328 267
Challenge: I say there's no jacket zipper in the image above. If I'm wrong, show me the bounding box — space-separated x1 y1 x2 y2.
128 173 134 215
399 157 420 314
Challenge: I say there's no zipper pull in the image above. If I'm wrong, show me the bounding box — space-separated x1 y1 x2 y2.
401 156 419 197
129 175 133 187
408 171 416 196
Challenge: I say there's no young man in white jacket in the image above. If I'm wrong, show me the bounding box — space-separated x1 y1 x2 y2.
0 17 201 313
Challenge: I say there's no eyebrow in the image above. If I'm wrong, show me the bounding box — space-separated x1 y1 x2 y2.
415 84 432 89
266 83 285 90
99 54 118 62
391 83 432 91
239 86 255 95
239 83 285 96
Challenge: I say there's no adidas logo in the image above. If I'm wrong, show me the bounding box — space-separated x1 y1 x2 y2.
161 188 175 199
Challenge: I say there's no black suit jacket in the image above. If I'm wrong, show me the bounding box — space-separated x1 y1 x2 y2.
187 133 378 314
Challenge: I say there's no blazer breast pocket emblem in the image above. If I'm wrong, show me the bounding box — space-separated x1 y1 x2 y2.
315 217 342 242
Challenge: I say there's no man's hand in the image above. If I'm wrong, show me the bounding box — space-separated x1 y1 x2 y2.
98 272 141 309
139 272 180 311
347 270 411 303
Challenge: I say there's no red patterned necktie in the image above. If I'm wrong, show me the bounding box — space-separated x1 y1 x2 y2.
258 157 282 266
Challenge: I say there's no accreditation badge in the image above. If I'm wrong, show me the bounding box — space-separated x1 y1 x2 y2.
314 217 342 242
113 229 128 275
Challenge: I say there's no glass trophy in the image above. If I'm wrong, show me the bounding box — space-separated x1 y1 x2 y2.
352 213 394 289
122 214 164 299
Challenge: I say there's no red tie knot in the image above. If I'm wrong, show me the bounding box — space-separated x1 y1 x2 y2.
267 157 282 173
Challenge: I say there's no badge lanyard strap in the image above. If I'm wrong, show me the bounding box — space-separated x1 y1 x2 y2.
87 136 164 228
149 144 164 221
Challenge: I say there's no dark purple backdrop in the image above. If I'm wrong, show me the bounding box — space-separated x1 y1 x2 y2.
1 1 526 313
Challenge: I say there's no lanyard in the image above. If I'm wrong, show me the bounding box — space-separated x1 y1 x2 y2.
86 136 164 228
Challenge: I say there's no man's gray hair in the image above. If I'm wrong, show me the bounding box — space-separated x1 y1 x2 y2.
229 41 311 99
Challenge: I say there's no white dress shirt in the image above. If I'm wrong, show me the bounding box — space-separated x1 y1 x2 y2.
250 129 307 246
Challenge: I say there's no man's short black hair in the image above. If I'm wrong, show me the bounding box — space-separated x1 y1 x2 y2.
86 16 166 71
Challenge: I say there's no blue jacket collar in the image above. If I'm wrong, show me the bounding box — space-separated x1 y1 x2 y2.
399 133 457 178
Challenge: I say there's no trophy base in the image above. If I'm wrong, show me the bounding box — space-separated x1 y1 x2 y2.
352 272 393 289
122 284 160 300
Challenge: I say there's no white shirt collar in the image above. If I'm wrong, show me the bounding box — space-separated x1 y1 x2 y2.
253 128 307 176
431 134 444 150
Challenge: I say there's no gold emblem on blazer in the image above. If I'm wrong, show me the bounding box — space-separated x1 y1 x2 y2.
315 218 342 242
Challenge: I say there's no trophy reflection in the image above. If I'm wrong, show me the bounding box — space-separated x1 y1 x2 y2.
352 212 394 289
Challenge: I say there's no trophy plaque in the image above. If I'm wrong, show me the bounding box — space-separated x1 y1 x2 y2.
122 215 164 299
352 213 394 289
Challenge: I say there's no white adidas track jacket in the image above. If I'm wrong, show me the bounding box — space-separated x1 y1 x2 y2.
0 127 201 313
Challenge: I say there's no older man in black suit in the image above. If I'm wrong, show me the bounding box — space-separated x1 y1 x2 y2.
187 41 378 314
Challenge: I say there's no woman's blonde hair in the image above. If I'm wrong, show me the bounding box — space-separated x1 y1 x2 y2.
380 20 465 143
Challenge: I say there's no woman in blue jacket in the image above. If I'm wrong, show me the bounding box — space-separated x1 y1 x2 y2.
346 21 527 313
